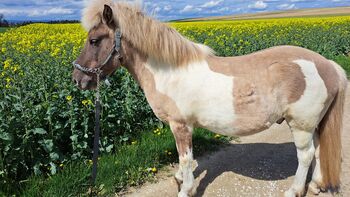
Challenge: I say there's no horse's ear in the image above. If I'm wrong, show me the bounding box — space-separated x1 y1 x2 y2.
103 4 115 28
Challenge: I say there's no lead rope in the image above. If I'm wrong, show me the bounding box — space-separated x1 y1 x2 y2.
90 70 102 196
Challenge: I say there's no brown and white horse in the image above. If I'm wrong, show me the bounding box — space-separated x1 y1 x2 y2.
72 1 347 196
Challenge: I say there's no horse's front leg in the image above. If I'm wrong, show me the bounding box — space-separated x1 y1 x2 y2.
170 121 194 197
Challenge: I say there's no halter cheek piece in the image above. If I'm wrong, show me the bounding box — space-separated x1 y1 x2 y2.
73 29 122 75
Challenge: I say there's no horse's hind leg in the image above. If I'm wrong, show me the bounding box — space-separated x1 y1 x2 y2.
285 126 316 197
308 134 323 195
170 121 194 197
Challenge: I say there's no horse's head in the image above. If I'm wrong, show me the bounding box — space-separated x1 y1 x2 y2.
73 5 121 90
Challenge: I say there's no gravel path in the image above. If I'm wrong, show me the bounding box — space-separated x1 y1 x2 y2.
124 82 350 197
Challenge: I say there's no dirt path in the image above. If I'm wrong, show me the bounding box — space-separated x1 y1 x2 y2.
125 82 350 197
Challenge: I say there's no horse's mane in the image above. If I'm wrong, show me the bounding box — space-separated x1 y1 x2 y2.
82 0 213 67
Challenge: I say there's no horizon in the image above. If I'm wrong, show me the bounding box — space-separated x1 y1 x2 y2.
1 0 350 22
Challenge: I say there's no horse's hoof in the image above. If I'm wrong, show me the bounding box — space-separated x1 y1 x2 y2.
284 189 295 197
308 181 321 195
178 191 189 197
190 188 197 197
284 188 304 197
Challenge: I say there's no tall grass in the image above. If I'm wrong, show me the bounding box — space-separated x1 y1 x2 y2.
22 128 231 196
334 55 350 78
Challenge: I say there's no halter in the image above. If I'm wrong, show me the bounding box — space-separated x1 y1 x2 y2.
73 29 122 76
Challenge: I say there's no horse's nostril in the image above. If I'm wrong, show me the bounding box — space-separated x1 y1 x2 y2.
73 79 79 86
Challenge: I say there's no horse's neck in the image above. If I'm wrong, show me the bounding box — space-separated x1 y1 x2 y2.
121 40 155 91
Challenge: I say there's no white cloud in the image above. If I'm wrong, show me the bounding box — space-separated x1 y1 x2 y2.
180 5 202 13
30 8 74 16
182 5 194 12
208 6 229 14
218 7 230 12
201 0 224 8
0 7 74 17
277 3 296 10
164 5 172 11
248 1 268 9
153 6 161 13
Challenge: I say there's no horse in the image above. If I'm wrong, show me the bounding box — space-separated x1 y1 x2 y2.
72 1 347 196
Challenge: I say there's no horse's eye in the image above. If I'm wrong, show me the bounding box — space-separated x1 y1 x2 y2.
90 39 100 46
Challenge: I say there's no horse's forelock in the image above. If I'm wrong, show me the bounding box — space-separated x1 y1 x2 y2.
81 0 114 31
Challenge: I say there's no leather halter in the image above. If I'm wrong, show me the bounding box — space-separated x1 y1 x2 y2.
73 29 122 75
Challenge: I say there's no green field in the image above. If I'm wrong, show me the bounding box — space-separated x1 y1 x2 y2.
0 27 8 33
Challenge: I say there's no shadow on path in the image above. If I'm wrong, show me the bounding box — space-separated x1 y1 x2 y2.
193 142 298 197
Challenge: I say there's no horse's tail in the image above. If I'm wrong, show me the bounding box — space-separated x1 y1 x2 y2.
318 60 347 190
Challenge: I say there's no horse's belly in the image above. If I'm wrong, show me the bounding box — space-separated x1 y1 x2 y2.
195 111 275 137
193 103 236 136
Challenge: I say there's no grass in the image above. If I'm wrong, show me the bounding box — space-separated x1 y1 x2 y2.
20 127 231 196
334 55 350 78
0 27 8 33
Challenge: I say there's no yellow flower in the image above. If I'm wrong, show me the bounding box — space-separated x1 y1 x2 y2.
1 47 6 53
153 128 159 133
131 140 137 145
82 99 93 106
5 84 11 89
50 48 60 57
5 77 11 83
167 151 172 156
82 100 88 106
214 134 221 139
59 163 64 167
88 160 93 165
66 95 73 102
151 167 157 173
12 65 19 72
3 59 11 69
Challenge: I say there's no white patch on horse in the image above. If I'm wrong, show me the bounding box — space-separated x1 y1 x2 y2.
179 148 194 196
286 128 315 196
309 141 322 194
145 59 236 135
287 59 328 129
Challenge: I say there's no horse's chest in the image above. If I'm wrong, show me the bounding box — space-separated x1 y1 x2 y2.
146 62 236 128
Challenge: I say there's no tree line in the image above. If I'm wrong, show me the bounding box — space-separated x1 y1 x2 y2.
0 13 79 27
0 14 10 27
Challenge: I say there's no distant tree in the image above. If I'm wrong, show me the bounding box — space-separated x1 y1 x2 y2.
0 14 9 27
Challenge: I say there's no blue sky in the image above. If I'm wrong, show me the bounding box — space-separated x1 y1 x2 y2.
1 0 350 21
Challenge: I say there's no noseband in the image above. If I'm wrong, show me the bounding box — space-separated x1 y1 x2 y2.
73 29 122 75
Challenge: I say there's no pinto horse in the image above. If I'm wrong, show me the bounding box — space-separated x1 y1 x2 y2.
72 1 347 196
